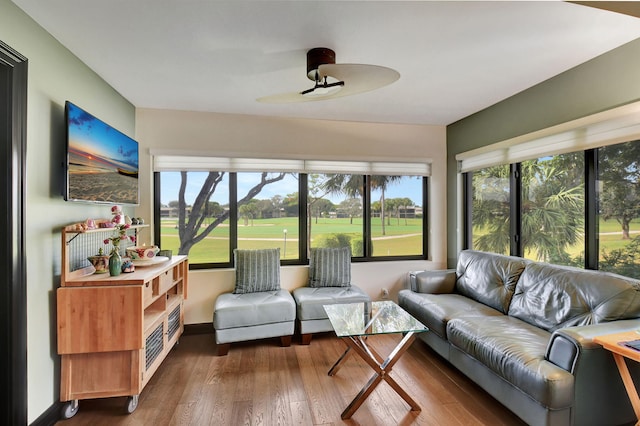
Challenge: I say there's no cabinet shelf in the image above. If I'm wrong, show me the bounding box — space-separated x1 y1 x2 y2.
64 223 149 242
167 293 182 309
144 309 165 335
61 220 150 283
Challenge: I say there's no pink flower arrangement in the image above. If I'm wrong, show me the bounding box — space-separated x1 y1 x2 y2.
104 214 136 254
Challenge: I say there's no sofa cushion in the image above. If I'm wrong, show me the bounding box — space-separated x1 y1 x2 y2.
233 248 281 294
447 315 574 409
293 285 370 321
308 246 351 287
214 289 295 329
398 289 504 338
509 262 640 332
455 250 528 314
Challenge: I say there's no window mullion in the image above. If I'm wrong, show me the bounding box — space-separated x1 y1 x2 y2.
229 172 238 264
585 149 598 270
510 163 522 257
153 172 161 245
363 175 371 258
422 176 429 257
300 174 309 261
462 172 473 250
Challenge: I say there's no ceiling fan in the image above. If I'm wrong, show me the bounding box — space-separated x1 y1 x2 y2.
256 47 400 103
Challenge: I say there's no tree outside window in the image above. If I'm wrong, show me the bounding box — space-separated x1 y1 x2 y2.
471 164 510 255
158 169 427 266
598 141 640 278
468 140 640 278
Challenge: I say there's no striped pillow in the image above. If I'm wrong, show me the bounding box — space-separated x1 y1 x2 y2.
309 247 351 287
233 248 281 294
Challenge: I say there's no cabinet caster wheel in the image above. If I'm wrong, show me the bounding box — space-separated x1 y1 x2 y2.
126 395 139 414
61 400 79 419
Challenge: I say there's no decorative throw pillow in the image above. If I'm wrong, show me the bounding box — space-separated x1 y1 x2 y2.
309 246 351 287
233 248 281 294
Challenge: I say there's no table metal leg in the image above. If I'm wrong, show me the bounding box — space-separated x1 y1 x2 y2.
328 340 353 376
330 331 421 419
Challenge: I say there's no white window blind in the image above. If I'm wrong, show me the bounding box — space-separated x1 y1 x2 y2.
456 101 640 173
152 155 305 173
152 153 431 176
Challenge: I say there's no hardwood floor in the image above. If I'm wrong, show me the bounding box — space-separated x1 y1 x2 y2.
55 332 526 426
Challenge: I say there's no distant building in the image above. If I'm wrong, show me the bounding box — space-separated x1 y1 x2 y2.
160 205 193 218
399 206 422 218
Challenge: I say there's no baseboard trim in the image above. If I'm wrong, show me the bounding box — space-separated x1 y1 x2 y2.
30 401 59 426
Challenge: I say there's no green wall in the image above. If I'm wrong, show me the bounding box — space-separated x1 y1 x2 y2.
446 37 640 266
0 0 136 422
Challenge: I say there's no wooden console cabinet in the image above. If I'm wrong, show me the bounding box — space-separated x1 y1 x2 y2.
57 223 188 418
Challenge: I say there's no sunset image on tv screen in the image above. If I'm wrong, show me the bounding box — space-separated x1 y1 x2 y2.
66 102 139 205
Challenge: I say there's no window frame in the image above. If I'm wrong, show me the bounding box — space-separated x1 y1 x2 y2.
464 149 604 269
154 172 429 269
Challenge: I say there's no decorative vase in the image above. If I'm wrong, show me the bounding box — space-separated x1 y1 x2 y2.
87 255 110 274
109 250 122 276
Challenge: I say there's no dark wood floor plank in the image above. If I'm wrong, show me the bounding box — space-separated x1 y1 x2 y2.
55 332 527 426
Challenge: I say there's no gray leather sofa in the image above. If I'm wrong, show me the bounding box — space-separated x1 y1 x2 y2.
398 250 640 426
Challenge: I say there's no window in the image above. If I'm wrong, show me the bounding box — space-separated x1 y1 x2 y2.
463 139 640 278
305 174 426 258
159 171 230 264
370 175 424 257
154 157 429 268
236 172 299 260
520 153 584 266
597 141 640 278
307 174 364 255
471 165 510 255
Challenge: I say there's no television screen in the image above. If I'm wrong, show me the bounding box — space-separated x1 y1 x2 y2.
64 101 139 205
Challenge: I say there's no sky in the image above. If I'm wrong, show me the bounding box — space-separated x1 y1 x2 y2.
160 172 424 206
67 101 138 171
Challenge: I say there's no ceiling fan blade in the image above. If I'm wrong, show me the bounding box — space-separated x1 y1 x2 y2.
318 64 400 96
256 47 400 104
256 91 311 104
256 58 400 104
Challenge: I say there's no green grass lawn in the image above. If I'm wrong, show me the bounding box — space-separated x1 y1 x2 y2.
160 215 640 265
159 216 423 263
472 217 640 262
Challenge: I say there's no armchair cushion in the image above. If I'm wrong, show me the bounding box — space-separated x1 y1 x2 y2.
233 248 281 294
308 246 351 287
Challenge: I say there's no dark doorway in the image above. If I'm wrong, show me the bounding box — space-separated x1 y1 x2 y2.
0 40 28 425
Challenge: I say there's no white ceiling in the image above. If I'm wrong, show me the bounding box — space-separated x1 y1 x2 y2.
11 1 640 126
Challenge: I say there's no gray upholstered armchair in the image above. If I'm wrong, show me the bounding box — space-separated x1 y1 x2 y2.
213 248 296 355
293 246 370 344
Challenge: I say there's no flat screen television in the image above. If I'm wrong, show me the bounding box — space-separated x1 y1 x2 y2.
64 101 139 205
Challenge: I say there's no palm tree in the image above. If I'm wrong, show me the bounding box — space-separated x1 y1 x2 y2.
472 154 584 263
321 174 402 236
306 174 354 251
472 165 511 254
520 160 584 262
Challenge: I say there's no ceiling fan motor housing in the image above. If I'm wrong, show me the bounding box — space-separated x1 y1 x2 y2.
307 47 336 80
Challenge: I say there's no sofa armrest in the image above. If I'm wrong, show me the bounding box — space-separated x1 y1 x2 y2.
546 319 640 373
407 269 456 294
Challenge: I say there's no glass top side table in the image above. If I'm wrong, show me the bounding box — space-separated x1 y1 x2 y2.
324 300 428 420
